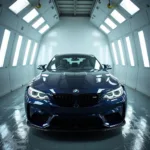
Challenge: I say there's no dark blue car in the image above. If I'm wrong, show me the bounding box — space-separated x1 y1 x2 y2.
25 54 127 131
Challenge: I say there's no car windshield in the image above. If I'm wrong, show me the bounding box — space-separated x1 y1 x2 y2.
47 54 101 71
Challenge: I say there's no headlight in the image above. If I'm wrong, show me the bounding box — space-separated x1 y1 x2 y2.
28 87 49 100
104 86 124 99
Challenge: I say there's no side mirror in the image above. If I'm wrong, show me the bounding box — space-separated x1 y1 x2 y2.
37 64 46 71
103 64 112 70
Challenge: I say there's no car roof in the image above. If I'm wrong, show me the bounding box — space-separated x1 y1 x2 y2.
54 53 95 57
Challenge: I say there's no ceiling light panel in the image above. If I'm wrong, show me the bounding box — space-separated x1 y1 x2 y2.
12 35 23 66
118 40 125 66
23 40 31 65
110 9 126 23
100 25 110 34
138 31 150 67
125 36 135 66
104 18 117 29
9 0 30 14
30 43 38 65
0 29 11 67
23 9 39 23
112 42 119 65
120 0 140 15
32 17 45 29
39 25 50 34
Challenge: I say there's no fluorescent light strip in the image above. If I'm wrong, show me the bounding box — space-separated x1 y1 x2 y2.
118 40 125 66
12 35 23 66
39 24 50 34
120 0 140 15
112 42 119 65
30 43 38 65
23 9 39 23
111 9 126 23
105 18 117 29
125 36 135 66
23 40 31 65
32 17 45 29
138 31 150 67
0 29 11 67
9 0 29 14
100 25 110 34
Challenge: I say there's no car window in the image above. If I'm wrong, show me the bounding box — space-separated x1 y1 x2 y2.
47 55 101 71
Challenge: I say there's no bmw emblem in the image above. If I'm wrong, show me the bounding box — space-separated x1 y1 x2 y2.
73 103 79 108
73 89 79 93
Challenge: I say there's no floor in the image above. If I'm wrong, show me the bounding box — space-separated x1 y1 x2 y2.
0 86 150 150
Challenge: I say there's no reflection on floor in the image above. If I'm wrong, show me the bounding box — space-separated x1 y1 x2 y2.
0 86 150 150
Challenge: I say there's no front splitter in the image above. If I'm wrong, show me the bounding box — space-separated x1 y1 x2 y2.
27 120 125 132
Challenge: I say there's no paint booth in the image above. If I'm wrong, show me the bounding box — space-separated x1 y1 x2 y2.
0 0 150 150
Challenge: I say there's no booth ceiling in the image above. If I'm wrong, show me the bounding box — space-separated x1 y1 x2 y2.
1 0 144 35
55 0 96 16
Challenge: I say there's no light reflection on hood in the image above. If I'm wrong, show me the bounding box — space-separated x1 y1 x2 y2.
106 77 117 86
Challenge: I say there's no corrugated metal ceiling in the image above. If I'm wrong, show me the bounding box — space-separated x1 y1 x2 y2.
55 0 96 17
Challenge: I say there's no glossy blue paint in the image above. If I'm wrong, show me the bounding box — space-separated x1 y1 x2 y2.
25 54 127 131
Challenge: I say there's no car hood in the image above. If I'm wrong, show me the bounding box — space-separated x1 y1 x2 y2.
30 71 120 93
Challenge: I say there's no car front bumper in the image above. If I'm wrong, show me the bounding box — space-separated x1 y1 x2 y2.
25 91 127 131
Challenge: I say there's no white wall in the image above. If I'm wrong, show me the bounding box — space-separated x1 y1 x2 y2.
37 17 112 68
0 0 60 97
108 8 150 96
90 0 150 97
0 8 41 97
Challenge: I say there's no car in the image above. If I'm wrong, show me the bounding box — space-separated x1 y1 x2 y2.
25 54 127 131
